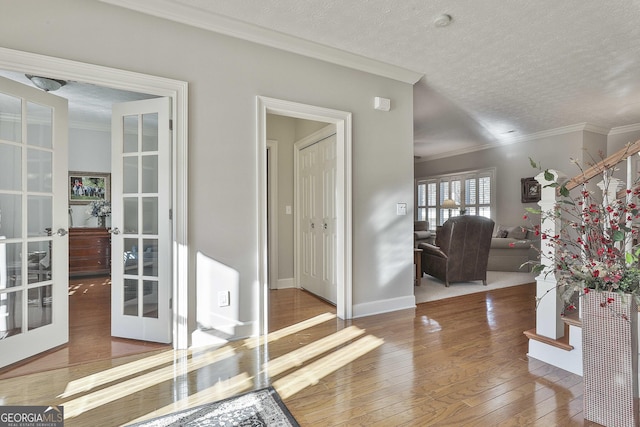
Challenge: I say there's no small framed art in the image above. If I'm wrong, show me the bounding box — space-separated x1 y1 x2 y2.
521 177 541 203
69 171 110 205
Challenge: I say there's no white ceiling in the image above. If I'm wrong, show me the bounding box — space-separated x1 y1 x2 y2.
108 0 639 160
14 1 640 160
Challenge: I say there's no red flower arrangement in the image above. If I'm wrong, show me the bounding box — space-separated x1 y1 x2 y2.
526 156 640 310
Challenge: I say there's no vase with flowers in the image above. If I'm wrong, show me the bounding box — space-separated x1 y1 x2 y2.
526 154 640 427
86 200 111 228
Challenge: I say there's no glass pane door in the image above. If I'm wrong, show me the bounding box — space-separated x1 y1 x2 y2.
111 98 171 343
0 75 68 368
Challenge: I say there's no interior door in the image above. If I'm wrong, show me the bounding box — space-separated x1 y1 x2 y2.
111 98 171 343
299 133 337 303
0 75 69 368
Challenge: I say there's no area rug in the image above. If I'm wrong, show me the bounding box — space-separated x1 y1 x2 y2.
127 387 299 427
415 270 536 303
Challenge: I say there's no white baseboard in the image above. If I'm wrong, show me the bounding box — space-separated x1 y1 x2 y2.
352 295 416 318
527 324 583 376
276 278 296 289
191 322 254 348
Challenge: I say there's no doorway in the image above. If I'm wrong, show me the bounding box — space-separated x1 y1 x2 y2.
0 47 189 372
257 96 353 336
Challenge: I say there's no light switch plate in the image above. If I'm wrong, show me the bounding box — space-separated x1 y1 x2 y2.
218 291 230 307
397 203 407 215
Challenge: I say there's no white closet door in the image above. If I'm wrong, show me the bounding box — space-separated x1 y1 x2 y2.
298 134 337 303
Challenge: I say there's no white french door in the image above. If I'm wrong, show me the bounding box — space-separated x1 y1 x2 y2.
0 75 69 368
298 132 337 303
111 98 172 343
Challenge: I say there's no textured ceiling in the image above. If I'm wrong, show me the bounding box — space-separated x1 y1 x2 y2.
164 0 640 159
10 1 640 159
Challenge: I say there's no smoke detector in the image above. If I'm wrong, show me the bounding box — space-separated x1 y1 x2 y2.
434 14 453 28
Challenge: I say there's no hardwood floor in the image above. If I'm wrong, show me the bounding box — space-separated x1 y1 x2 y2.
0 283 597 426
0 276 169 380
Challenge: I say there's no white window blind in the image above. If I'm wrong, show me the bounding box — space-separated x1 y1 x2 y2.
416 168 495 229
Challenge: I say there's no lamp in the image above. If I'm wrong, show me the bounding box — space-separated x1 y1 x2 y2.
25 74 67 92
442 198 458 219
442 199 458 209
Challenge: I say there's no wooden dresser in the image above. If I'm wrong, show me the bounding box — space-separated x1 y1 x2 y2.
69 227 111 277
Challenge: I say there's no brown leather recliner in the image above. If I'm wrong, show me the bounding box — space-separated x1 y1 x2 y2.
418 215 495 287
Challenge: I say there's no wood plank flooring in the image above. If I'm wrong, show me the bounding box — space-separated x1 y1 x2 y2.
0 283 599 426
0 276 169 380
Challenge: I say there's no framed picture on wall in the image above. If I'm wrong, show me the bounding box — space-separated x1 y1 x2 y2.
69 171 110 205
521 177 541 203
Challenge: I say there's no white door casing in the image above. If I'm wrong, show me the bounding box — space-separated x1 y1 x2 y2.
266 140 278 290
0 75 69 368
111 98 172 343
257 96 352 331
298 131 337 303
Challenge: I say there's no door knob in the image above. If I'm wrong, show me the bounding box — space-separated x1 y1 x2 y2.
110 227 121 235
56 228 68 236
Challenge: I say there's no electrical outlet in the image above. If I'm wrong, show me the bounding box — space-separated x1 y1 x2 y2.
218 291 230 307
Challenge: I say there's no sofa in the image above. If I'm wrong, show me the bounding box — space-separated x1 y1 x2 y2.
488 225 539 272
414 221 432 247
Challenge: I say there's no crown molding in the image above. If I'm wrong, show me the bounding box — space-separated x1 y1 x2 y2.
609 122 640 135
99 0 423 85
501 122 609 145
416 123 613 162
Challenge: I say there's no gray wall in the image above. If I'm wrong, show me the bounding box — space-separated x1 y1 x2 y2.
0 0 415 339
68 126 111 227
415 129 640 229
609 129 640 153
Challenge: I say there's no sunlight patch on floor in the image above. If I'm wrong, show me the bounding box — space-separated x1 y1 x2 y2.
61 346 237 418
243 312 336 349
126 372 253 425
273 335 384 399
55 311 382 422
265 325 366 377
59 350 181 398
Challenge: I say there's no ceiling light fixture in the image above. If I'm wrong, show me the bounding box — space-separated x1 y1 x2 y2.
434 14 453 28
25 74 67 92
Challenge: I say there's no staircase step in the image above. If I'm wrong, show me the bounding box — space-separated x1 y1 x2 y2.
523 328 574 351
561 311 581 328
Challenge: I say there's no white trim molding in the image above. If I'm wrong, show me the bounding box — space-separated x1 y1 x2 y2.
419 122 614 162
353 295 416 319
266 140 279 290
609 123 640 136
99 0 423 85
257 96 353 330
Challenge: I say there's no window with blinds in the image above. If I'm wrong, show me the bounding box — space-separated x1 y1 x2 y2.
416 168 495 230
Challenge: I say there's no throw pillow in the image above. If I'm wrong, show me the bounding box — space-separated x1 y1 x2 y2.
507 227 527 240
496 229 509 238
